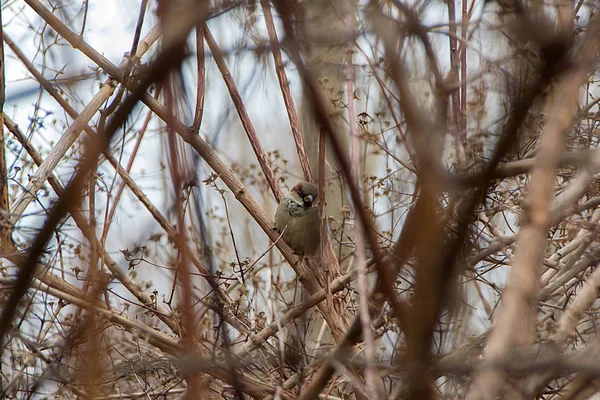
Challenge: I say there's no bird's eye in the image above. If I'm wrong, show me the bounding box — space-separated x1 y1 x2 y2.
303 195 313 204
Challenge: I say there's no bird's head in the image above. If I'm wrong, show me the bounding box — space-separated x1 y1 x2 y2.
290 181 318 208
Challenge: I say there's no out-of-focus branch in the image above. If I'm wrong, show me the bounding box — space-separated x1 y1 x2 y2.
158 3 205 396
369 3 466 398
0 7 11 252
467 11 600 400
369 1 576 398
452 148 600 186
447 0 462 146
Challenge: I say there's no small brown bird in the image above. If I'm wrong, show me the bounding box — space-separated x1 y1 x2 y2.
274 181 320 255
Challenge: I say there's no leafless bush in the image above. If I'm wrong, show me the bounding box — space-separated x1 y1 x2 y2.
1 0 600 399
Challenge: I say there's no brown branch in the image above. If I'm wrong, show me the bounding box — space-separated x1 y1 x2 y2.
347 45 379 399
24 0 126 81
368 2 572 398
235 260 371 359
460 0 469 139
298 316 364 400
5 26 254 339
452 148 600 187
0 6 11 252
191 25 206 133
260 0 312 183
467 12 600 400
3 71 182 337
203 26 283 203
32 280 180 352
24 0 347 345
447 0 463 145
33 278 285 399
0 0 207 347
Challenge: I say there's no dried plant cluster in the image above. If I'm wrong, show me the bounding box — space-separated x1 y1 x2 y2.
1 0 600 399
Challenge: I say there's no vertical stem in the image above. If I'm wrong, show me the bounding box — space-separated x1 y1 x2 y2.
0 7 11 252
318 128 329 297
82 167 101 397
167 128 201 397
156 1 203 396
460 0 468 138
346 48 378 399
192 25 206 133
447 0 463 143
88 171 98 286
261 0 312 182
318 120 343 330
79 0 89 36
0 6 6 389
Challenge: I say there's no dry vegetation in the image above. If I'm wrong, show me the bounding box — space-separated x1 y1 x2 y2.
1 0 600 399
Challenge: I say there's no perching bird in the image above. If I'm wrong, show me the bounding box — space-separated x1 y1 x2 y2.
274 181 320 255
